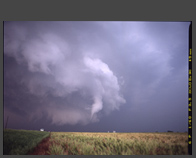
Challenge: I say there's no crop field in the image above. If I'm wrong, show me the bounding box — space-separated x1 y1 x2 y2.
45 132 188 155
3 129 50 155
3 129 188 155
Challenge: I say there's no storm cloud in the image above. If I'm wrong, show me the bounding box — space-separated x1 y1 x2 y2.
4 21 190 132
4 21 126 126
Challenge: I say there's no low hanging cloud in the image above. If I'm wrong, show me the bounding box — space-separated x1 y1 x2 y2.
4 21 126 125
4 21 189 132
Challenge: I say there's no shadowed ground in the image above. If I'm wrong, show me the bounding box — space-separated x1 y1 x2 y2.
28 133 51 155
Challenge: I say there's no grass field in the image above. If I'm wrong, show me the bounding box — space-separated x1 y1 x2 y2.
3 129 188 155
47 132 188 155
3 129 50 155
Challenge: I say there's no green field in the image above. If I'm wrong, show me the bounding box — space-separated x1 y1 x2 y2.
3 129 50 155
3 129 188 155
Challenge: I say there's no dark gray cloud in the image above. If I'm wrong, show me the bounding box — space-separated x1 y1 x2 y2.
4 21 190 132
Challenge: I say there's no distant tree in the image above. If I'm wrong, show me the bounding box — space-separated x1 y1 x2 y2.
167 130 173 133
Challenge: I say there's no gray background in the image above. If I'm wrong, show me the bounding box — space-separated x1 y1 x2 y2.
0 0 194 157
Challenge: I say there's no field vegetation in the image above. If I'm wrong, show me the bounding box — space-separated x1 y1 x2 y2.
47 132 188 155
3 129 188 155
3 129 50 155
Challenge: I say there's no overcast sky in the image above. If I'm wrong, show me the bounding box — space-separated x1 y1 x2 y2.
4 21 190 132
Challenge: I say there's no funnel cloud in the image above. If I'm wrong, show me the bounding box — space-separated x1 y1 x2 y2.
4 21 125 126
4 21 189 132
